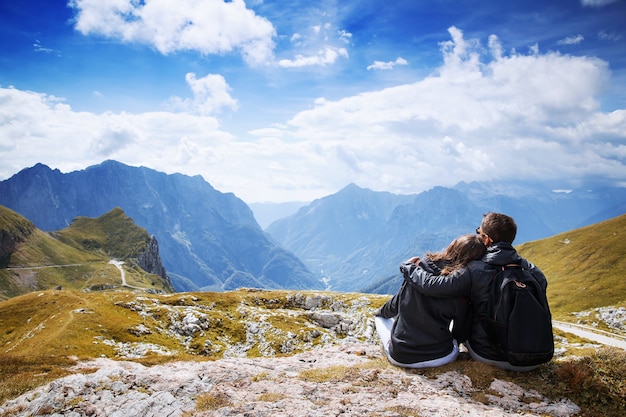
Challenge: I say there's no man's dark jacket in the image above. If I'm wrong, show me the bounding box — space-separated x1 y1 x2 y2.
377 258 471 364
403 242 548 361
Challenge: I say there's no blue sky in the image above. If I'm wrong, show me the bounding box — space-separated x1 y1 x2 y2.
1 0 625 203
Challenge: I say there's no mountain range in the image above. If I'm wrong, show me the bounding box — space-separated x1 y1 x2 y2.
0 161 321 292
267 182 626 292
1 160 625 293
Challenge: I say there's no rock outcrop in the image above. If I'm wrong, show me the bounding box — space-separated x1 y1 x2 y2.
136 235 172 289
0 342 581 417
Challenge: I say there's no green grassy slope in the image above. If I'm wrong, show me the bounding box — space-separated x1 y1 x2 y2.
517 213 626 320
52 207 151 259
0 206 171 300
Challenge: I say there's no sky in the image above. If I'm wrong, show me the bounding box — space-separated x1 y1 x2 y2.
1 0 625 204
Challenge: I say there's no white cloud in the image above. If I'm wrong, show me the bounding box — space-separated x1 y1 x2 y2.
278 46 348 68
33 39 61 56
91 113 141 156
274 27 621 197
0 86 237 184
68 0 276 65
367 57 408 71
1 27 625 203
557 34 584 45
248 126 287 138
277 16 351 68
33 40 52 53
581 0 620 6
338 30 352 44
290 33 302 44
598 30 623 41
166 73 238 115
488 35 503 60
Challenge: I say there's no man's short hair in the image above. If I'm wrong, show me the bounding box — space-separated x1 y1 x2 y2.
481 212 517 244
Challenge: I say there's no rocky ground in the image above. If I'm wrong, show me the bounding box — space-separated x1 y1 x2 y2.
591 306 626 332
2 291 623 417
0 341 581 417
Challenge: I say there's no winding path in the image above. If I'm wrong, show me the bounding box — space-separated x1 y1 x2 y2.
108 259 127 285
108 259 144 290
553 320 626 350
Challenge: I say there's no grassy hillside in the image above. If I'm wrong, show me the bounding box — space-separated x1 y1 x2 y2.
0 289 383 359
0 289 389 405
0 207 171 300
517 213 626 322
52 207 151 259
0 206 34 255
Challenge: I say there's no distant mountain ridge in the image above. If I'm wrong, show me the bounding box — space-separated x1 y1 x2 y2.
267 182 626 292
0 161 321 292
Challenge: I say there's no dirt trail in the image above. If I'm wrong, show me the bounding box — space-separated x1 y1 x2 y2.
108 259 126 285
4 291 91 354
108 259 144 290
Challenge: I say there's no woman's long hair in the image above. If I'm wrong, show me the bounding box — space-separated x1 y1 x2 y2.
425 234 486 275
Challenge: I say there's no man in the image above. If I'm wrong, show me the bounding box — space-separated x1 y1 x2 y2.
403 212 550 371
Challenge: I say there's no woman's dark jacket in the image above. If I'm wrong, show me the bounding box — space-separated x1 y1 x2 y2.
377 258 471 364
404 242 548 361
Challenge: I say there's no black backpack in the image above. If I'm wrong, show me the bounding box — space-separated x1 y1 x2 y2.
485 263 554 366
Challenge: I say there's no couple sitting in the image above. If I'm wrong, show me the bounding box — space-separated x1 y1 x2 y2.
375 212 549 372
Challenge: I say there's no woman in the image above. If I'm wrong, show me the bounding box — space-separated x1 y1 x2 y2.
374 234 486 368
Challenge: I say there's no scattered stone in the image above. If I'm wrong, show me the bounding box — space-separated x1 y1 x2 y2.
596 306 626 332
0 342 581 417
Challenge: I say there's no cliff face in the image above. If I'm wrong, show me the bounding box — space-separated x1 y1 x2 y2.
136 235 173 291
0 229 24 265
